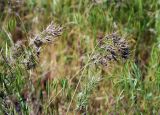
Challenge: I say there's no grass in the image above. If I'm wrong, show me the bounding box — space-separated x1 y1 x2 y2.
0 0 160 114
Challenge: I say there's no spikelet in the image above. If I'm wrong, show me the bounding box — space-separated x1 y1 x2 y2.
10 22 63 70
92 32 130 67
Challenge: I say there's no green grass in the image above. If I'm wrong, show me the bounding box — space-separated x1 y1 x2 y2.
0 0 160 114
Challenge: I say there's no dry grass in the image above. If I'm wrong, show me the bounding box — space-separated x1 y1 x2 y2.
0 0 160 114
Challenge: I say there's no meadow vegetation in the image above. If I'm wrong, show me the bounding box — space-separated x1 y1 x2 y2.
0 0 160 114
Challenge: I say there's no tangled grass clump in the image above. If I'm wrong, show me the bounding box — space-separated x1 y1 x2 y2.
0 21 63 114
1 0 159 114
0 22 131 114
73 32 131 114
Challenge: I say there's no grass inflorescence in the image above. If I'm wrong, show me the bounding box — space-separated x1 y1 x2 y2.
0 0 160 114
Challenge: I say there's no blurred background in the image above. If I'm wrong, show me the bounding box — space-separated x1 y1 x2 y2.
0 0 160 114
